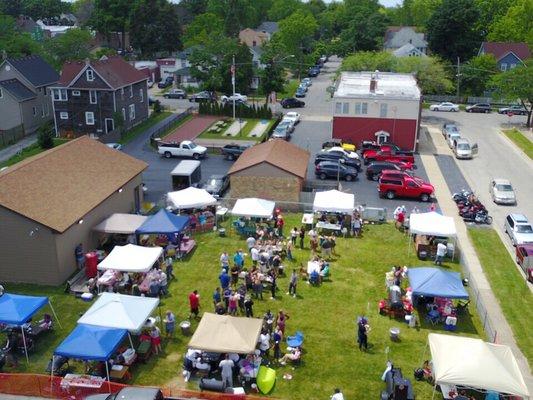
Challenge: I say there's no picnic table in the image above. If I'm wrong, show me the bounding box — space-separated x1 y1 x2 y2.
60 374 105 389
316 221 341 231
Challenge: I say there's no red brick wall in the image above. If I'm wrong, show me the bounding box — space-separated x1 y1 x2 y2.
332 117 418 151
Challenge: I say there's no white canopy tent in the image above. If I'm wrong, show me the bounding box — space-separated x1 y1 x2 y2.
97 244 163 273
428 333 530 399
312 190 355 214
167 187 217 210
78 293 160 333
231 198 275 219
409 212 457 237
93 213 148 234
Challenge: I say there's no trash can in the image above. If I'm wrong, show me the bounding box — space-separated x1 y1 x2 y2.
180 321 191 336
389 327 400 341
218 228 226 237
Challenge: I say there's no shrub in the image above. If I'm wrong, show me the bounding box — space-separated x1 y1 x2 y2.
37 122 54 149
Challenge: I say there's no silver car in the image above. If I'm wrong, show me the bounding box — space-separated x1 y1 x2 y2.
453 138 478 159
447 132 461 148
430 102 459 112
490 179 517 205
505 214 533 246
271 124 291 140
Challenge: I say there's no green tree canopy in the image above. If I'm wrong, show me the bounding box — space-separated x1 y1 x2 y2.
182 13 224 47
267 0 303 21
0 15 43 58
427 0 482 63
23 0 66 20
206 0 257 36
461 54 498 96
487 0 533 47
44 28 92 68
89 0 131 48
341 51 396 72
72 0 95 26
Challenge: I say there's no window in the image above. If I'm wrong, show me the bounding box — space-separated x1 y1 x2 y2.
335 102 342 114
121 88 124 98
122 108 126 121
43 87 47 95
510 63 516 69
86 69 94 81
129 85 133 98
53 89 67 101
129 104 135 120
355 102 368 115
45 103 49 116
500 63 507 71
342 102 349 114
32 107 37 116
139 88 144 103
72 90 80 96
60 112 68 120
89 90 97 104
41 107 45 117
380 103 388 118
85 111 95 125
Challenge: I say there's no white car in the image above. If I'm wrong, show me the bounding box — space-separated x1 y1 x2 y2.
280 118 295 132
157 140 207 159
220 93 248 103
505 214 533 246
447 132 461 148
106 143 122 151
324 146 360 160
489 179 517 205
430 102 459 112
284 111 301 124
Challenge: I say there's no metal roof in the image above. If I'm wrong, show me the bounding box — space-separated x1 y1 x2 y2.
334 71 421 100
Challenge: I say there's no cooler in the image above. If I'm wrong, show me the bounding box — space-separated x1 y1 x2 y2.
85 252 98 278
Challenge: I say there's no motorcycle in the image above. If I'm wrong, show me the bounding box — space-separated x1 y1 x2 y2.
462 209 493 224
452 189 473 203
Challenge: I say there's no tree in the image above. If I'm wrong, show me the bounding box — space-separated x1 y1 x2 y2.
475 0 515 37
23 0 65 20
461 54 498 96
0 0 24 16
72 0 95 26
37 122 54 150
182 13 224 47
129 0 181 57
490 62 533 127
268 0 302 21
0 15 43 58
487 0 533 47
206 0 256 36
341 51 396 72
89 0 131 49
396 56 454 94
259 44 286 101
44 28 92 68
427 0 482 63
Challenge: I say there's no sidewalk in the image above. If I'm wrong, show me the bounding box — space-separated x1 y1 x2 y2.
0 133 38 163
420 125 533 392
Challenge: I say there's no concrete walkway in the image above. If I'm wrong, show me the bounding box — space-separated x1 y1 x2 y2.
0 133 38 163
420 125 533 392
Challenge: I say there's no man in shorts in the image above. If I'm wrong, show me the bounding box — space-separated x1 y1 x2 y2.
188 290 200 319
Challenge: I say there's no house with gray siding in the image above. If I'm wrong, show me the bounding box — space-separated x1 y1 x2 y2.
0 55 59 134
51 55 149 138
384 26 427 55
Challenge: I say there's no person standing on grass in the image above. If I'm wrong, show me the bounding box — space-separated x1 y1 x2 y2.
299 226 305 249
163 310 175 338
213 287 221 310
188 290 200 319
220 252 229 271
286 239 294 261
276 309 289 335
150 326 162 354
246 235 256 251
230 264 240 285
228 292 238 316
251 246 259 266
357 319 369 351
233 249 244 269
291 227 298 245
269 269 277 299
331 388 345 400
219 269 230 289
288 269 297 297
273 326 282 360
244 294 254 317
219 354 234 388
435 242 447 266
253 274 263 300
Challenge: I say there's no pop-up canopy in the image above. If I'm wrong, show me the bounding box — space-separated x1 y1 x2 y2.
231 198 275 219
407 267 469 299
136 209 190 235
167 187 217 210
93 213 148 234
188 313 263 354
409 212 457 237
428 333 529 399
77 293 159 332
312 190 355 214
97 244 163 272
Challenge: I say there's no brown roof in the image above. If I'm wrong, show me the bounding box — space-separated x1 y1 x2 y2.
481 42 530 61
228 139 310 179
0 137 147 233
57 56 147 88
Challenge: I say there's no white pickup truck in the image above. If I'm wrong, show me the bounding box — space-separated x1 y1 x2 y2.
157 140 207 159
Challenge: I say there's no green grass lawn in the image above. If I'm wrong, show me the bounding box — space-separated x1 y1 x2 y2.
198 118 275 142
0 139 69 168
7 217 484 399
279 80 300 98
120 112 173 144
503 129 533 159
468 227 533 367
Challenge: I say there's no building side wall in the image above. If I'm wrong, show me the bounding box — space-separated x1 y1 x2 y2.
114 81 149 130
332 97 420 120
229 175 302 202
0 93 23 130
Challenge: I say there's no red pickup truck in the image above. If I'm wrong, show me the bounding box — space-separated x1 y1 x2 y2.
378 174 434 202
363 145 415 165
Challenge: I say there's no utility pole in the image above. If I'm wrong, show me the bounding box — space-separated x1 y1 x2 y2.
456 57 461 99
231 54 236 120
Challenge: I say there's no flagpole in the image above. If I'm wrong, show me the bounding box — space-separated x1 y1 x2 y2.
232 54 236 120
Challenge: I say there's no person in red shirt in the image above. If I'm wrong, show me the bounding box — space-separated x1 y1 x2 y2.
188 290 200 319
396 210 405 230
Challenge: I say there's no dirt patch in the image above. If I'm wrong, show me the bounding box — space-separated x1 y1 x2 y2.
164 115 219 142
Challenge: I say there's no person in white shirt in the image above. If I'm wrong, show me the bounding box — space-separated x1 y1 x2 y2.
219 354 235 388
220 252 229 270
246 236 256 251
435 242 447 266
331 388 344 400
250 247 259 265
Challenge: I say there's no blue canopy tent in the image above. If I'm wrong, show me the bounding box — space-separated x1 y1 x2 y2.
407 267 469 299
0 293 61 363
135 209 189 235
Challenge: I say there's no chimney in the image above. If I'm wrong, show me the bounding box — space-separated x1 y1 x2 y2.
370 75 377 93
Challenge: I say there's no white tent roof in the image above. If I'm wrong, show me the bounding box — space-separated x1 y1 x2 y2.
231 198 275 218
409 212 457 237
93 213 148 234
313 190 355 214
428 333 529 398
167 187 217 210
188 313 263 354
78 293 160 333
97 244 163 272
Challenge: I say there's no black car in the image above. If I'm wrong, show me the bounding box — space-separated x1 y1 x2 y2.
366 162 403 181
280 98 305 108
189 91 216 103
314 152 361 171
201 174 229 198
498 105 527 115
308 67 319 77
315 161 358 181
157 77 173 89
221 144 250 160
465 103 491 113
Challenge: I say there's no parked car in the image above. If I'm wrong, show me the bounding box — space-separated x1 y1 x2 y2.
322 139 356 152
429 102 459 112
378 175 434 202
498 105 527 115
201 174 229 198
366 162 403 181
314 152 361 171
515 244 533 283
301 78 312 87
489 179 517 205
271 123 291 140
447 132 461 148
157 140 207 159
466 103 491 113
361 143 412 158
158 77 173 89
280 98 305 108
105 143 122 151
505 214 533 246
283 111 301 125
315 161 358 181
308 67 320 77
453 138 478 159
359 140 399 153
298 83 308 92
323 146 359 160
164 89 187 99
295 87 306 98
189 91 216 103
221 143 250 160
363 146 415 165
85 387 165 400
442 123 459 137
221 93 248 103
279 118 295 132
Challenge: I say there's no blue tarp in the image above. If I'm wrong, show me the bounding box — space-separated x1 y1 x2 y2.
0 293 48 325
54 324 127 361
136 209 189 235
407 267 469 299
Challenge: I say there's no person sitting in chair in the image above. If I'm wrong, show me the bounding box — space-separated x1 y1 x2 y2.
278 347 301 365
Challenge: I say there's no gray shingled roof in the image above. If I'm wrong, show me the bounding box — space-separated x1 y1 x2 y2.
256 21 278 35
0 79 36 101
6 55 59 87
